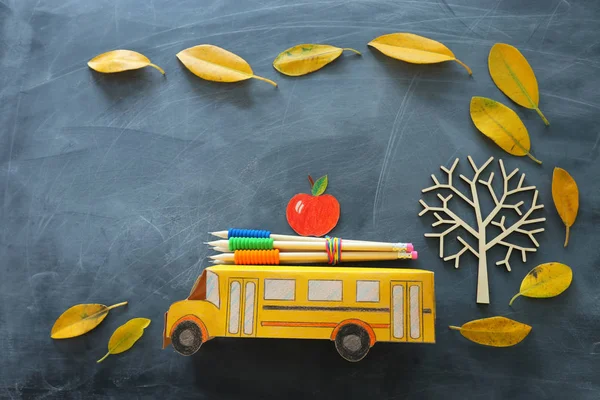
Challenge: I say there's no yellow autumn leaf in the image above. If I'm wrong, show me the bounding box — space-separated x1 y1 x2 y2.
470 96 542 164
97 318 151 363
368 33 472 75
488 43 548 125
50 301 128 339
273 44 361 76
552 168 579 247
88 50 164 74
509 262 572 306
449 316 531 347
176 45 277 87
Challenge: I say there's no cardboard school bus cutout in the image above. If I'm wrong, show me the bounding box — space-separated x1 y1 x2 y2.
163 265 435 362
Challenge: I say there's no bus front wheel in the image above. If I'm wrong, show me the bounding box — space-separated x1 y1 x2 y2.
172 320 203 356
334 324 371 362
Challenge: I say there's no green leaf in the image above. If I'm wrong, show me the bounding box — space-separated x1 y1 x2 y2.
311 175 328 196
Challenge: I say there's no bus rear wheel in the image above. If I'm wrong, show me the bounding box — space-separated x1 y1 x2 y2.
172 320 203 356
334 324 371 362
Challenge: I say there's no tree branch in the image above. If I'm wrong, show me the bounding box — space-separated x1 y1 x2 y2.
422 158 475 207
482 160 536 226
443 236 479 269
495 241 537 271
419 199 479 238
486 190 546 250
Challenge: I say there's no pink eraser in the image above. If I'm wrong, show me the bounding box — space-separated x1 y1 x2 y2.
407 243 414 252
411 251 418 260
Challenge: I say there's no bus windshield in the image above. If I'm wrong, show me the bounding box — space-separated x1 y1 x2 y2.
188 269 220 308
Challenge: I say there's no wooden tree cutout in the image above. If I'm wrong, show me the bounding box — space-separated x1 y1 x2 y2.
419 156 545 304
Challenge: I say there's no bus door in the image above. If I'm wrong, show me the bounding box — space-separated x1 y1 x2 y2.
390 281 423 343
226 278 258 337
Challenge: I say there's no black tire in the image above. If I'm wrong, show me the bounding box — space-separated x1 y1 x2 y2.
172 320 203 356
334 324 371 362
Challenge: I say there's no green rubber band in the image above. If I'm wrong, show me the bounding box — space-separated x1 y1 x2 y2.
228 237 274 251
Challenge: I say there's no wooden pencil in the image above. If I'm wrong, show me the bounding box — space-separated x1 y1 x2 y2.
209 251 417 264
209 231 411 247
207 239 413 252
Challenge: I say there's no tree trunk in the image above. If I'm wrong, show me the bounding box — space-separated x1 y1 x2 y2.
476 242 489 304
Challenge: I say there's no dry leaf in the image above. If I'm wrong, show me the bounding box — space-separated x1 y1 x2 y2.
509 262 572 306
176 45 277 87
97 318 150 363
488 43 548 125
449 316 531 347
470 96 542 164
273 44 361 76
552 168 579 247
50 301 128 339
88 50 165 75
368 33 471 75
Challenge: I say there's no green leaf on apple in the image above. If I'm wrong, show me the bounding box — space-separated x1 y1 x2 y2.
311 175 328 196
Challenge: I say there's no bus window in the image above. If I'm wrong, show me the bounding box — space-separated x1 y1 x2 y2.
392 285 404 339
308 280 342 301
206 270 220 308
356 280 379 302
228 281 241 334
264 279 295 300
243 282 256 335
409 285 420 339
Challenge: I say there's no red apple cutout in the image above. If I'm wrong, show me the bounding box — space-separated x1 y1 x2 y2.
286 175 340 237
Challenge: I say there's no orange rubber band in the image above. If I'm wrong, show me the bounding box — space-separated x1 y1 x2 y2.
234 249 280 265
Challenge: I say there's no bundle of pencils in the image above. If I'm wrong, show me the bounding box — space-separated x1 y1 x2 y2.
207 229 417 265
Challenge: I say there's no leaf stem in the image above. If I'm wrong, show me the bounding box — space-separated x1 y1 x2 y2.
526 152 542 165
308 175 315 188
107 301 128 311
508 293 521 307
148 63 165 75
564 226 570 247
454 59 472 75
252 75 278 87
535 107 550 126
342 48 362 56
448 325 461 331
97 352 110 363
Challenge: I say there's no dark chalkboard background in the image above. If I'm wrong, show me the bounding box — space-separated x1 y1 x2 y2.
1 0 599 398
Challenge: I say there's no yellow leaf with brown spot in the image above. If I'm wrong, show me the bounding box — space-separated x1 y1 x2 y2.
510 262 572 306
368 33 471 75
449 317 531 347
97 318 151 363
50 302 128 339
176 45 277 86
488 43 548 125
470 96 542 164
552 168 579 247
273 44 361 76
88 50 164 74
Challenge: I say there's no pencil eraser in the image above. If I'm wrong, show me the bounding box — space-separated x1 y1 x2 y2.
411 251 418 260
407 243 414 252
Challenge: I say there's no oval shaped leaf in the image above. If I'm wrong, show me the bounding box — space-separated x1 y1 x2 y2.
449 316 531 347
97 318 151 363
488 43 548 125
552 168 579 247
311 175 329 196
176 45 277 86
50 301 128 339
368 33 471 75
88 50 164 74
470 96 541 164
273 44 360 76
509 262 572 306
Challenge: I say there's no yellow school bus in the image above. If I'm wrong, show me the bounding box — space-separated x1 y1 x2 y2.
163 265 435 361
